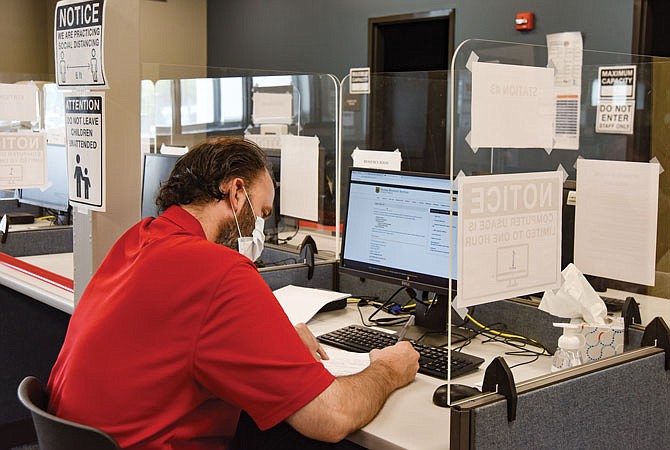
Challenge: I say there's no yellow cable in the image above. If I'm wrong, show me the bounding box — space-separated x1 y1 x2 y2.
466 313 541 345
35 215 55 221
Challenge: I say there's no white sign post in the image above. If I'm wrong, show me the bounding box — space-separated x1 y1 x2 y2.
457 172 563 308
54 0 107 88
65 93 105 211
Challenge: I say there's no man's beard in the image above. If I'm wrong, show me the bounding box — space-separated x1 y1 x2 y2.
216 201 256 250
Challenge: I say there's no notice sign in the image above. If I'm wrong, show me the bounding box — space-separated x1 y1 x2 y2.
349 67 370 94
595 65 636 135
55 0 107 88
0 132 47 189
65 94 105 210
456 172 562 308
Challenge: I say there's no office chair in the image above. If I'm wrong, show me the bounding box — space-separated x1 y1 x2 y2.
17 376 120 450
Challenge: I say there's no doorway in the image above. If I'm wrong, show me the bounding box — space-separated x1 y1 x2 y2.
367 10 455 174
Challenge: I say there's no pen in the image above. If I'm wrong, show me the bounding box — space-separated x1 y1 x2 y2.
396 316 415 342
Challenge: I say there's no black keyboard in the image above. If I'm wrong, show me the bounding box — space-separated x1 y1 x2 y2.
317 324 485 380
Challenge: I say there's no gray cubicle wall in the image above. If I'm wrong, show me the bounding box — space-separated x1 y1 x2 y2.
451 349 670 450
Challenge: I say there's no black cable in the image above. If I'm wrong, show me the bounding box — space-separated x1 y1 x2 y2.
277 222 300 244
367 287 412 327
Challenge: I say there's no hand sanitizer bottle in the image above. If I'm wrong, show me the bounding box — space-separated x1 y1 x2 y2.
551 323 585 372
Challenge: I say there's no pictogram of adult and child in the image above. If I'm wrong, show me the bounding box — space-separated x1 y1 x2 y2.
59 49 99 83
73 154 92 200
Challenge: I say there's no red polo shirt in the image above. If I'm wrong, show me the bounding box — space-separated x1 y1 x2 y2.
47 205 334 449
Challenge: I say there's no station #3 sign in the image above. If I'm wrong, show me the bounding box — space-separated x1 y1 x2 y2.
55 0 107 88
65 93 105 211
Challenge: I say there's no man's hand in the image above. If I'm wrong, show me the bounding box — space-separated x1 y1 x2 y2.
294 323 329 362
369 342 420 389
287 339 420 442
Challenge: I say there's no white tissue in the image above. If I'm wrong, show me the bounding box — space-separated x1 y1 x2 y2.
539 264 607 325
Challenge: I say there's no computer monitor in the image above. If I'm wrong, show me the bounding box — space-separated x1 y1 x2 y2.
141 153 179 219
140 151 289 244
17 144 70 212
340 168 458 329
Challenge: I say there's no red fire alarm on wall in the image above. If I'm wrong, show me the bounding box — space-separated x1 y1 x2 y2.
515 12 535 31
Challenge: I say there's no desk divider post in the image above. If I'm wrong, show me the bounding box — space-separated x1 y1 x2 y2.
622 296 642 346
640 316 670 370
481 356 518 422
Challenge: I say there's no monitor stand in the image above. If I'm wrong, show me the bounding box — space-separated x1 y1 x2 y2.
415 293 449 332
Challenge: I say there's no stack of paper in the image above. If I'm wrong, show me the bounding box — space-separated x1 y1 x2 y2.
273 284 349 325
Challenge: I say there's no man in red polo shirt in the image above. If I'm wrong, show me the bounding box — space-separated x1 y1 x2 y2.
47 137 419 449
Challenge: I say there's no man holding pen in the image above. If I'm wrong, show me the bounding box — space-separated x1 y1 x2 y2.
47 137 419 450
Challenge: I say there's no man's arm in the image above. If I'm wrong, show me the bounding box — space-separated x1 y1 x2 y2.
286 341 420 443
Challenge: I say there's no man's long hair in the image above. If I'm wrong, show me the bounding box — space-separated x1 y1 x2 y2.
156 137 268 212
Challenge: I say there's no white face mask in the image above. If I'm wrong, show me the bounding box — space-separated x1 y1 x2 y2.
231 187 265 261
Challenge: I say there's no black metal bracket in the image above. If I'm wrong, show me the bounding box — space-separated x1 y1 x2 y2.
482 356 517 422
622 296 641 346
641 316 670 370
299 235 318 280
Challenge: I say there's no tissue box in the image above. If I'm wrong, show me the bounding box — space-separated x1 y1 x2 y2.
574 318 624 362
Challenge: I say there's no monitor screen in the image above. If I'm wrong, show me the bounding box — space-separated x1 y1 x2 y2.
141 153 179 219
18 144 69 211
340 168 458 294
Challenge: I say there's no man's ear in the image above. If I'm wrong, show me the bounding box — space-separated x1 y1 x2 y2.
226 178 245 209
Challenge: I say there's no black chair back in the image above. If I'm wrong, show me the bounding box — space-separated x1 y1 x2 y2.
17 376 120 450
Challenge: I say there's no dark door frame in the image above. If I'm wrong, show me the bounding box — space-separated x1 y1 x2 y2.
368 9 455 72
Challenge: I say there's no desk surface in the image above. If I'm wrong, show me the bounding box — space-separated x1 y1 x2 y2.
1 252 669 448
0 252 74 314
308 305 553 450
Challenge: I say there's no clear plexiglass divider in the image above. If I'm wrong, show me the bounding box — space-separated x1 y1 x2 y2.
338 71 461 390
448 39 670 404
141 63 341 262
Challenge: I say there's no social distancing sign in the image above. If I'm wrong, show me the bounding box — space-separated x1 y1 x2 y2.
65 93 105 211
55 0 107 88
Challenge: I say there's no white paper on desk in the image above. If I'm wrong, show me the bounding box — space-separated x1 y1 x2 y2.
280 135 319 221
273 284 350 325
471 61 554 149
321 347 370 376
574 159 659 286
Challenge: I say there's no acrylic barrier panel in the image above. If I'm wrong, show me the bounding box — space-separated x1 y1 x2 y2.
451 39 670 293
140 65 340 260
338 71 472 395
448 39 670 403
338 70 450 240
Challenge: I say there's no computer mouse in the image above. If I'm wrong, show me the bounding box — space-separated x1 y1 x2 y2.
432 383 481 407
